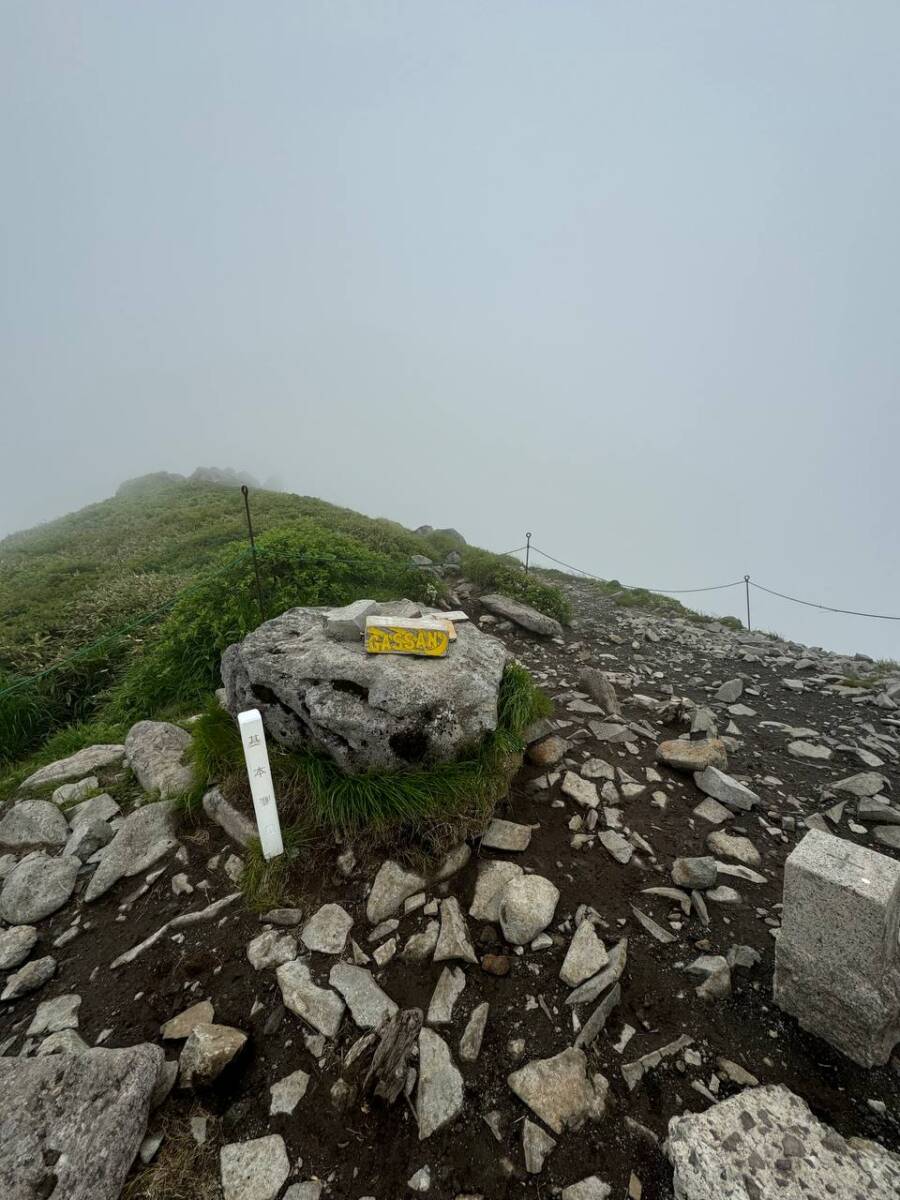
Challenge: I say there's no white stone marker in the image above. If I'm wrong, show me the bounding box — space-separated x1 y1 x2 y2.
238 709 284 861
774 829 900 1066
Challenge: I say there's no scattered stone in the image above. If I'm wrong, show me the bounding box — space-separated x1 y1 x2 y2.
788 740 833 762
578 667 620 714
667 1084 900 1199
125 720 194 799
0 924 38 970
469 860 523 923
434 897 477 963
367 860 427 924
427 966 466 1026
562 772 599 809
64 817 113 861
522 1117 557 1174
402 921 440 962
27 993 81 1037
622 1034 693 1091
161 999 215 1040
774 829 900 1066
301 903 354 955
499 875 560 945
52 776 99 806
656 739 727 772
833 771 889 798
203 786 258 847
408 1165 432 1192
693 766 759 812
269 1067 310 1114
459 1001 489 1062
630 906 675 944
527 735 567 766
179 1023 247 1087
329 962 398 1029
0 954 56 1001
705 831 761 867
276 961 345 1038
0 800 69 852
481 818 532 852
220 1134 291 1200
417 1028 464 1139
692 797 732 825
481 954 511 977
247 929 298 971
560 921 609 988
567 939 627 1006
574 983 622 1051
0 854 80 924
598 829 633 864
561 1178 611 1200
672 857 717 890
714 678 743 703
508 1048 607 1134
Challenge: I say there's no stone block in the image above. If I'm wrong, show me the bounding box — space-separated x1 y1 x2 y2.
773 829 900 1066
325 600 379 641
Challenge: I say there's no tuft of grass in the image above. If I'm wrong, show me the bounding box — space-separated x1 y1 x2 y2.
187 696 245 782
239 822 317 911
122 1105 219 1200
462 549 571 625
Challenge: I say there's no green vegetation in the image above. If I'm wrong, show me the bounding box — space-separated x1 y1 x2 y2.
188 662 551 908
0 479 568 764
462 548 571 624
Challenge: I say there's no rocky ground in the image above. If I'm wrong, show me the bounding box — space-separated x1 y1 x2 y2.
2 578 900 1200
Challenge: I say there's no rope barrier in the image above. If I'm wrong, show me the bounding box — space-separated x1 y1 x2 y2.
527 545 745 596
750 580 900 622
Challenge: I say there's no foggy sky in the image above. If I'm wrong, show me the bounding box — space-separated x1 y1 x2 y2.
2 3 899 658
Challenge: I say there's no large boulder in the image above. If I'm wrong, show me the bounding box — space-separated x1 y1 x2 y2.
0 1044 164 1200
0 800 69 852
125 720 194 799
221 604 509 772
0 855 80 924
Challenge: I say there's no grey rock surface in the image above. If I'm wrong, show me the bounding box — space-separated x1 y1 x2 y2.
469 860 523 923
666 1083 900 1199
329 962 398 1029
0 855 80 924
0 1043 163 1200
20 744 125 791
179 1023 247 1087
84 800 177 902
367 860 427 924
125 720 194 799
221 604 509 772
1 954 57 1001
416 1028 464 1139
774 830 900 1066
0 800 69 851
301 903 354 955
499 874 560 945
693 766 759 812
203 786 257 847
507 1047 606 1134
220 1134 290 1200
0 924 38 970
276 961 345 1038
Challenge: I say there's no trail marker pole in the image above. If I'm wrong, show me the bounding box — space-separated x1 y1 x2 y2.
241 484 266 624
238 709 283 860
744 575 751 631
524 531 532 576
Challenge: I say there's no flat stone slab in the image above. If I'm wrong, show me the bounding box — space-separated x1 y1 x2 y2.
0 1044 163 1200
417 1028 464 1139
479 593 563 638
562 772 599 809
301 904 353 955
560 921 609 988
656 739 727 772
787 740 833 762
220 1134 290 1200
329 962 397 1029
481 818 532 852
693 766 759 812
667 1084 900 1200
276 961 345 1038
507 1047 605 1134
833 771 889 797
20 744 125 791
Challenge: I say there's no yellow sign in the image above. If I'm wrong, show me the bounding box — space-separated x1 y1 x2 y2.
365 618 450 657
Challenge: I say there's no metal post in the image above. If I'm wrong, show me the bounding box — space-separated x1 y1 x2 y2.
744 574 751 631
241 484 266 623
524 532 532 576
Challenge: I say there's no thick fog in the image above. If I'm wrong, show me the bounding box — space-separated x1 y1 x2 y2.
2 3 898 657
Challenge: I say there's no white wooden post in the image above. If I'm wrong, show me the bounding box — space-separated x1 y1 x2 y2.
238 708 284 861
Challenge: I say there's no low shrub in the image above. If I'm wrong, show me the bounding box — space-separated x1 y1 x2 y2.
461 549 571 624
